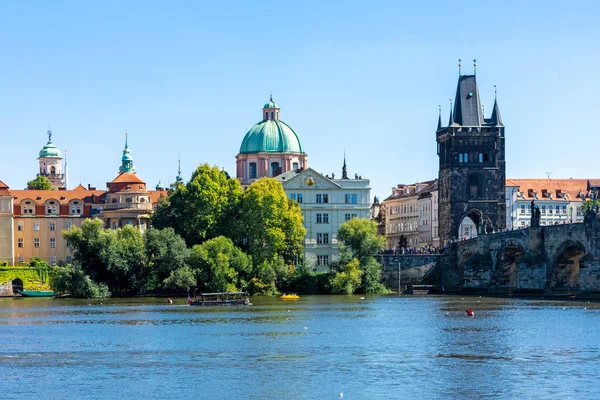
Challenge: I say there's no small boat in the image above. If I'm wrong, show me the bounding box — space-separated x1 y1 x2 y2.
280 293 300 300
19 290 55 297
189 292 250 306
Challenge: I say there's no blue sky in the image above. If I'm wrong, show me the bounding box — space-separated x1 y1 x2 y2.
1 1 598 199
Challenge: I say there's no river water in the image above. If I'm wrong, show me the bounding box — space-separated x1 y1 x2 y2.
1 295 599 399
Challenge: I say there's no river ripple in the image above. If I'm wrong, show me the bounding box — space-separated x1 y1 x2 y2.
0 295 599 399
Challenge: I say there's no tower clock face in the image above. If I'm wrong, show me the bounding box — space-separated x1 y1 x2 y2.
306 177 314 186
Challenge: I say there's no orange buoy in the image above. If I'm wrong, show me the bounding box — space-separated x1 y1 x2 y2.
466 308 475 317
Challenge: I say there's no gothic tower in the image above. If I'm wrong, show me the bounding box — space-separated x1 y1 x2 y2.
437 64 505 243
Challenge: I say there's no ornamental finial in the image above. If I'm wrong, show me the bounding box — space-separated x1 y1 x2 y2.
473 58 477 75
458 58 462 75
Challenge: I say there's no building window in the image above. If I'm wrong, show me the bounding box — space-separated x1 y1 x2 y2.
50 238 56 248
556 205 561 215
249 162 257 179
23 206 34 214
520 205 525 215
17 222 23 231
112 222 118 229
577 207 582 216
34 221 39 231
18 238 23 248
316 214 322 224
562 206 567 215
469 174 479 198
290 193 303 203
66 255 72 263
323 213 329 223
293 162 298 171
541 205 546 215
345 213 357 221
316 194 329 204
317 255 329 266
464 153 469 162
344 194 357 204
66 221 71 230
18 255 24 263
34 238 40 248
479 153 483 163
459 153 463 163
71 206 81 214
49 221 56 231
317 233 329 244
47 204 58 215
50 256 56 266
548 207 553 215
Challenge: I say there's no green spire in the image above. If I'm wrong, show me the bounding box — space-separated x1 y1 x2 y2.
119 131 135 173
175 154 183 183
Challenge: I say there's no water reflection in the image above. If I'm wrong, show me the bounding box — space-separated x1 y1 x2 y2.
0 295 599 399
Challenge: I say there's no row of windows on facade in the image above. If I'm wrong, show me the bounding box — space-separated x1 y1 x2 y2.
387 221 418 234
518 204 582 216
315 213 358 223
388 203 417 215
316 255 329 266
15 255 69 265
17 221 73 231
17 237 68 249
458 153 489 163
248 161 298 179
289 193 358 204
21 203 82 215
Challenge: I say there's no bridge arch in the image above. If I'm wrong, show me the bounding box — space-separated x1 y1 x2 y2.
455 209 494 240
550 240 585 293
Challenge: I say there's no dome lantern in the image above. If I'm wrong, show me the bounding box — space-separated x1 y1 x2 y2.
263 93 280 121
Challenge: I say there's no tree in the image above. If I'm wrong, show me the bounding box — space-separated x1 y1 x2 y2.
237 178 305 266
27 175 54 190
582 199 600 219
144 227 190 289
188 236 252 293
151 164 243 246
337 218 388 294
51 264 110 298
330 258 363 294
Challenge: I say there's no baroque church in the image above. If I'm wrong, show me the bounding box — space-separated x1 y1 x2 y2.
236 97 371 270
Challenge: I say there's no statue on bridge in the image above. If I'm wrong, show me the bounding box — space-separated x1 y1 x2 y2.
530 199 541 227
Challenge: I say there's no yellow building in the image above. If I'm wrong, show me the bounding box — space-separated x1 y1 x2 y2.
0 180 14 264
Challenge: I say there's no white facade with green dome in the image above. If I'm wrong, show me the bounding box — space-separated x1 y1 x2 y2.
38 129 65 189
236 96 308 187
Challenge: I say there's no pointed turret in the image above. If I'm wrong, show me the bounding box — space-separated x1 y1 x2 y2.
448 101 455 126
437 106 443 131
489 98 503 126
119 131 135 173
342 153 348 179
452 75 484 126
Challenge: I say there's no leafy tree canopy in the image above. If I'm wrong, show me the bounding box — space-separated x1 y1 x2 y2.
151 164 242 246
27 175 54 190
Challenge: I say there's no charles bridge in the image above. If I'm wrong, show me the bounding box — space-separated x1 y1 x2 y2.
377 215 600 298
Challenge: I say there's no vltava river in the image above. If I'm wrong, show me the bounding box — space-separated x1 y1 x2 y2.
1 295 599 399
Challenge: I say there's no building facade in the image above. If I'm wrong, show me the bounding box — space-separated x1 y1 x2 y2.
437 69 506 244
417 180 439 247
276 167 371 270
506 179 593 229
383 181 435 250
0 180 14 264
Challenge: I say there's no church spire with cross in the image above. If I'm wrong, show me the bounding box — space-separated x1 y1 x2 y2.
119 130 135 173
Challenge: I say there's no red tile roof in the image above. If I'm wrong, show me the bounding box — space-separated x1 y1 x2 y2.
110 172 145 184
506 178 596 202
11 189 106 204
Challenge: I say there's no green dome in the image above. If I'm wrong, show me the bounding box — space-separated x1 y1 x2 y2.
264 100 279 109
239 120 303 154
39 141 61 158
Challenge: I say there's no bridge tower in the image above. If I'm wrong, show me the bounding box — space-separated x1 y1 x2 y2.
437 61 506 244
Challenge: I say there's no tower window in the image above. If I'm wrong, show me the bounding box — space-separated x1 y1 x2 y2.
270 111 274 119
249 162 257 179
469 174 479 198
459 154 463 163
479 153 483 163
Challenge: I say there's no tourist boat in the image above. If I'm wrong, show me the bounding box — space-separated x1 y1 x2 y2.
280 293 300 300
189 292 250 306
19 290 55 297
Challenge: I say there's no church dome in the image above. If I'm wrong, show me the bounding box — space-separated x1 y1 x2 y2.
239 96 304 154
39 130 61 158
239 120 303 154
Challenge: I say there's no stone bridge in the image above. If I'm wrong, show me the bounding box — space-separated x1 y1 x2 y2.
379 216 600 297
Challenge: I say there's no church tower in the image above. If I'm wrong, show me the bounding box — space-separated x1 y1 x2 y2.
437 61 505 243
38 129 65 189
119 131 135 173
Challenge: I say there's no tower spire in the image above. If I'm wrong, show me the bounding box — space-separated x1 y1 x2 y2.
473 59 477 75
342 151 348 179
119 130 135 173
448 99 454 126
458 58 462 76
490 86 503 127
176 153 183 183
437 105 442 131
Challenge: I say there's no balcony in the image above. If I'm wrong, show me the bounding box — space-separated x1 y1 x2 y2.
103 202 153 211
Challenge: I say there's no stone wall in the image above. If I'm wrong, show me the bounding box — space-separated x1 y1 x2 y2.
377 255 442 292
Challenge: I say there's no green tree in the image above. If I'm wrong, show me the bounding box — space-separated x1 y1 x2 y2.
188 236 252 293
27 175 54 190
151 164 243 246
51 264 110 298
237 178 305 266
145 228 190 289
162 265 196 292
337 218 388 294
582 199 600 219
330 258 363 294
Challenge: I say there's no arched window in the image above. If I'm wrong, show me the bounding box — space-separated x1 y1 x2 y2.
270 162 280 177
270 111 274 119
249 162 257 179
293 162 298 171
50 166 56 175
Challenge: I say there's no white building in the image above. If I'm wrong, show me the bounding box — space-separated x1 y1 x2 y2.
276 167 371 271
505 179 596 229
